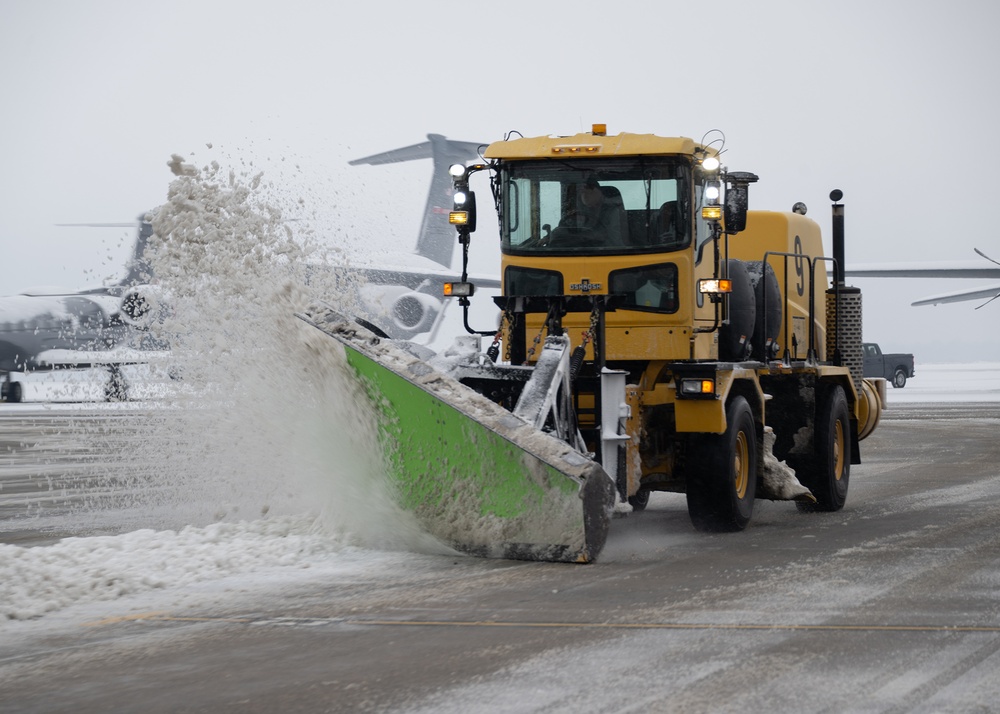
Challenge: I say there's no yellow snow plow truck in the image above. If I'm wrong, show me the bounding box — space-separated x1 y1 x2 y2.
299 125 884 563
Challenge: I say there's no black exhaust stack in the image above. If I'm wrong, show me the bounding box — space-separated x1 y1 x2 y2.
830 189 845 286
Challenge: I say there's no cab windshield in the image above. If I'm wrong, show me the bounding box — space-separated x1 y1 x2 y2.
500 158 690 254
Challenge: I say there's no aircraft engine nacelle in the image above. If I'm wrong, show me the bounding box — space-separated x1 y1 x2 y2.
390 292 441 335
119 285 164 329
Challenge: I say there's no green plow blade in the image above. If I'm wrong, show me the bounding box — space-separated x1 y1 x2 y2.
297 305 615 563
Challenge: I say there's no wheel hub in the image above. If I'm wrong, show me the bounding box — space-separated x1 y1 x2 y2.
833 420 845 481
734 431 749 498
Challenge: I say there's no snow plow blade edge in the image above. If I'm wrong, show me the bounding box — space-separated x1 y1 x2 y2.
296 304 615 563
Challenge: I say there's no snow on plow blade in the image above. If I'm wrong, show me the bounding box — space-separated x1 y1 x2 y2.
297 303 615 563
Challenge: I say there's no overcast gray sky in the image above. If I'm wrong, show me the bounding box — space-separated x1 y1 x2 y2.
1 0 997 362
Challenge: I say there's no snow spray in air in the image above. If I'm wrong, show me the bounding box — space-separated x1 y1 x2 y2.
90 153 448 553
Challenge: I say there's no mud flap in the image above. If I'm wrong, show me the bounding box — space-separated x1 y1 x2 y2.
297 304 616 563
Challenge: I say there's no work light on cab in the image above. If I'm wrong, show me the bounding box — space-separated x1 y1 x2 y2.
702 206 722 221
699 278 733 295
444 282 475 298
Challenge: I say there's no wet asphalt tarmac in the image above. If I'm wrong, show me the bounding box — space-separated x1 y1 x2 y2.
1 400 999 713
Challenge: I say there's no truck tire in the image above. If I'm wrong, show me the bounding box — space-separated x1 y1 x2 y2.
747 260 782 361
719 260 754 362
686 395 758 532
7 381 23 403
796 385 851 512
627 489 650 511
892 368 907 388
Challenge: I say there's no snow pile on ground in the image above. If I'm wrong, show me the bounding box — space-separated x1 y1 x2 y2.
759 427 813 501
1 154 452 621
0 515 336 620
885 362 1000 403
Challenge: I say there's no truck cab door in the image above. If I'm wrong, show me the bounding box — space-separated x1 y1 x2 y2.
862 343 880 377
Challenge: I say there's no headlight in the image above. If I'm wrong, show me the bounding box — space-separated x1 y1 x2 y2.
679 378 715 396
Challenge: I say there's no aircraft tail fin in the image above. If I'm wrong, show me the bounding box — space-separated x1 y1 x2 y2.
350 134 486 269
121 214 156 287
57 213 156 288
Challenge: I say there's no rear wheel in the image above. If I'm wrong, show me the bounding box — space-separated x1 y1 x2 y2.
687 396 758 532
796 385 851 512
892 368 907 388
627 489 650 511
7 381 23 403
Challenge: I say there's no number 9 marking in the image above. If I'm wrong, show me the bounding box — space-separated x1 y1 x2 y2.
793 235 805 296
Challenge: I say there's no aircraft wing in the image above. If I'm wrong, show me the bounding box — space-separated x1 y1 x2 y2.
846 250 1000 307
341 264 500 291
348 135 485 167
846 262 1000 279
911 284 1000 306
35 348 171 369
315 258 501 340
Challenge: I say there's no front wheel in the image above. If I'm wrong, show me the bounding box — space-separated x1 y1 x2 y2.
105 368 129 402
892 368 907 388
686 395 758 532
796 385 851 512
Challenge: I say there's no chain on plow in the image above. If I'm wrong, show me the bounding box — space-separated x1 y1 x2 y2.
486 309 512 363
569 303 601 379
487 302 601 370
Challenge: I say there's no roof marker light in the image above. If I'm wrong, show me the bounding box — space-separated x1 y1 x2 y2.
552 144 601 154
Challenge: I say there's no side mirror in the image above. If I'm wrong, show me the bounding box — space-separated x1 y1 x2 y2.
463 191 477 232
724 171 759 234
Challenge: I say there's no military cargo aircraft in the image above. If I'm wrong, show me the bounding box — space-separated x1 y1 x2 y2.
1 134 498 402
